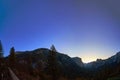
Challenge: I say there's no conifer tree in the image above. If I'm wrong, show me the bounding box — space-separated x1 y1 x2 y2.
50 44 57 52
0 40 5 79
9 47 16 67
0 40 4 58
47 45 60 80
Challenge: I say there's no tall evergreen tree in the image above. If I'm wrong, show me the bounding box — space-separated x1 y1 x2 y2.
50 44 57 52
47 45 60 80
9 47 16 67
0 40 4 58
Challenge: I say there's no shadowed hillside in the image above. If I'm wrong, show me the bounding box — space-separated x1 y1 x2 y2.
0 43 120 80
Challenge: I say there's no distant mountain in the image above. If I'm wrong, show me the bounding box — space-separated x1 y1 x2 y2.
84 52 120 70
15 48 83 78
82 52 120 80
12 48 120 80
72 57 84 67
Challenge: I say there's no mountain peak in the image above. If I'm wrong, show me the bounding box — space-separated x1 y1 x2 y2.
72 57 84 67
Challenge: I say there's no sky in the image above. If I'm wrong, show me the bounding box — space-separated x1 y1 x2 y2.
0 0 120 63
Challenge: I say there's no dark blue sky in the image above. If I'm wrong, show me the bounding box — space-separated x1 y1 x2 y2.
0 0 120 62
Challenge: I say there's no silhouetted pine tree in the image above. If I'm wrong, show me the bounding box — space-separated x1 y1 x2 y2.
9 47 16 68
0 40 4 58
47 45 60 80
50 44 57 52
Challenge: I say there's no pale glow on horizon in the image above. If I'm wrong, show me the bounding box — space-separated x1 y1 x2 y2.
69 44 114 63
78 49 113 63
59 42 116 63
81 55 108 63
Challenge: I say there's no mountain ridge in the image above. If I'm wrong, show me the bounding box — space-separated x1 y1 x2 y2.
15 48 120 66
10 47 120 80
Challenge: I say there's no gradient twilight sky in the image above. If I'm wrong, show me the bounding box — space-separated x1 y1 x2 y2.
0 0 120 62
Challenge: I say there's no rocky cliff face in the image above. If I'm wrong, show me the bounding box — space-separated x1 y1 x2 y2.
16 48 120 71
14 48 120 79
72 57 84 67
84 52 120 70
15 48 83 77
